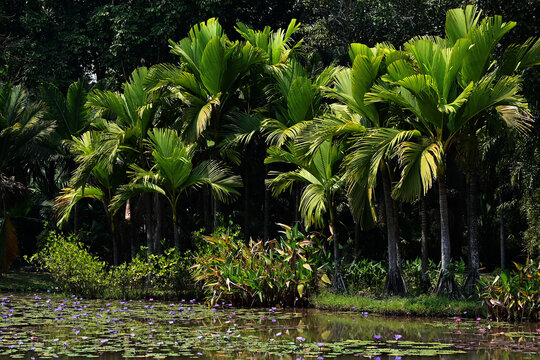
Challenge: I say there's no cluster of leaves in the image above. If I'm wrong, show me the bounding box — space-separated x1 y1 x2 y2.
27 231 109 297
191 224 330 306
27 231 196 299
479 260 540 321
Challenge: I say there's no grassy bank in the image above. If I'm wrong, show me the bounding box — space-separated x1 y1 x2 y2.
0 271 57 293
312 291 485 317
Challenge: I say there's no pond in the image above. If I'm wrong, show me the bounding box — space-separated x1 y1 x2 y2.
0 294 538 359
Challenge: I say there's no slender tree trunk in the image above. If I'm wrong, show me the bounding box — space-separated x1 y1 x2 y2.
381 164 406 295
243 171 250 239
329 200 345 293
500 212 505 270
73 203 79 235
354 221 360 259
103 204 118 266
212 196 219 233
420 195 430 292
435 171 461 298
263 164 269 241
144 194 154 259
125 199 136 260
153 193 162 254
173 218 180 251
465 172 480 293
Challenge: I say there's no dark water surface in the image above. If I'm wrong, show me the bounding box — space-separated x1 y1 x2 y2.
0 294 538 359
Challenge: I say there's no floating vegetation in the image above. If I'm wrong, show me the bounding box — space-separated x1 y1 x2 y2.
0 294 538 359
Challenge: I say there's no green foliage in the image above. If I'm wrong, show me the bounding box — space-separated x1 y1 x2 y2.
191 224 328 306
479 260 540 321
147 248 196 297
342 259 387 294
28 231 109 298
28 231 198 299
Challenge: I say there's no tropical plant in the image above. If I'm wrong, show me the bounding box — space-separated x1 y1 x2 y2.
191 223 328 306
110 128 241 250
479 260 540 321
367 5 535 296
312 42 413 294
266 139 346 291
55 130 125 265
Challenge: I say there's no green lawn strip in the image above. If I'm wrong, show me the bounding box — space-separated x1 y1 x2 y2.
0 271 57 292
311 291 484 317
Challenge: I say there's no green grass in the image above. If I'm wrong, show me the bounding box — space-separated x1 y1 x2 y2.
311 290 485 317
0 271 57 293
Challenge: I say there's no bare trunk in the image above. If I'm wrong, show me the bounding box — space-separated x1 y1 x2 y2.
243 171 250 239
263 185 269 242
435 172 461 298
212 196 219 233
420 195 430 291
329 201 345 293
465 172 480 293
103 204 118 266
73 203 79 235
153 193 162 254
354 221 360 259
500 212 505 270
144 194 154 259
173 220 180 251
125 200 136 260
381 164 406 295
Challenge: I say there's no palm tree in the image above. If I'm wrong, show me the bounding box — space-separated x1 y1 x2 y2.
73 67 164 259
41 80 92 232
110 128 242 251
55 131 125 265
369 5 534 296
0 83 52 275
312 42 413 294
266 139 346 291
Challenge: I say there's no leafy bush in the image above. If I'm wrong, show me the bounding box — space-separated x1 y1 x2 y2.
28 231 109 297
402 258 439 294
479 260 540 321
29 231 197 299
108 256 150 299
342 259 387 294
148 248 196 297
191 224 328 306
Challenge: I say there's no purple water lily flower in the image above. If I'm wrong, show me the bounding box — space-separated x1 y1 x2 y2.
394 334 402 340
373 335 381 340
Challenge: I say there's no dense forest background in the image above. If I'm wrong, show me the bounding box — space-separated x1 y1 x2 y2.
1 0 539 278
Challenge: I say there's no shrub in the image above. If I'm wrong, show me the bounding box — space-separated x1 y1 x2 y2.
148 248 195 297
479 260 540 321
342 259 387 294
191 224 328 306
28 231 109 297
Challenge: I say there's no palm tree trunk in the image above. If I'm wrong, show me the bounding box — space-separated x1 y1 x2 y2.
381 164 406 295
153 193 162 254
500 212 505 269
354 221 360 259
329 201 345 293
103 204 118 266
144 194 154 259
125 199 136 260
465 171 480 293
173 220 180 251
263 164 270 241
435 171 461 298
420 195 430 292
73 203 79 235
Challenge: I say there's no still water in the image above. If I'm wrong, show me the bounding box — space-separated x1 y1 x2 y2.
0 294 538 359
